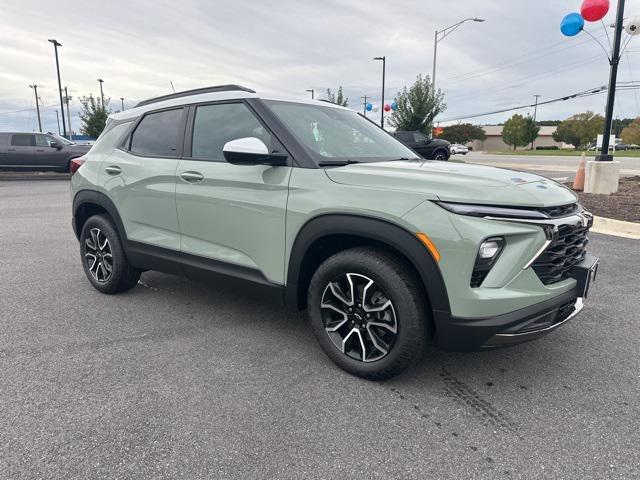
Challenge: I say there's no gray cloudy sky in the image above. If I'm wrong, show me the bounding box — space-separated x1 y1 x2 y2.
1 0 640 133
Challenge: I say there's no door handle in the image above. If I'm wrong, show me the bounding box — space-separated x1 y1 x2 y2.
180 171 204 183
7 148 15 152
36 149 45 152
105 165 122 175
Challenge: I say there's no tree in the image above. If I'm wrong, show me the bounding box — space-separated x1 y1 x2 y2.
501 114 539 150
440 123 486 144
552 111 604 149
388 74 445 135
79 94 110 138
621 117 640 144
612 118 634 137
326 87 348 107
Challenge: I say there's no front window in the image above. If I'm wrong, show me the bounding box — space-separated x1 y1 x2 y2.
264 101 419 164
49 133 74 145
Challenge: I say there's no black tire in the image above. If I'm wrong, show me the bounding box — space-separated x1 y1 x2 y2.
79 214 141 294
307 246 427 380
432 149 449 161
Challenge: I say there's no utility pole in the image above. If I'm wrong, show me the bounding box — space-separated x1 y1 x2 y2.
48 39 67 138
374 56 386 128
361 94 369 116
305 89 315 99
97 79 105 109
29 84 42 132
120 97 125 110
55 110 61 134
597 0 625 161
532 94 541 150
64 86 72 139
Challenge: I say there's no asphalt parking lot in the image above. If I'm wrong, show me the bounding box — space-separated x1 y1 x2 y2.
1 180 639 479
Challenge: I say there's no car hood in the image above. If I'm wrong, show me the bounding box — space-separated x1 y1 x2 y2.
324 159 577 207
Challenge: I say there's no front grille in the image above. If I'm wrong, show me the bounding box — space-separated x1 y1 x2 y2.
532 223 589 285
539 203 579 218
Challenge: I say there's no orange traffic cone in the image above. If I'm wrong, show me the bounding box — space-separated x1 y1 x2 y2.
573 152 586 191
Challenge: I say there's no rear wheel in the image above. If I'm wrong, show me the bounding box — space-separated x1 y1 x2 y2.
308 247 427 380
80 214 141 294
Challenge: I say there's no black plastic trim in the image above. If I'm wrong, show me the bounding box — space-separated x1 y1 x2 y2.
285 214 451 317
72 190 127 241
436 287 579 351
135 85 255 108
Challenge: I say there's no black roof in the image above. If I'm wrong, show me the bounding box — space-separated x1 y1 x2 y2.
134 85 256 108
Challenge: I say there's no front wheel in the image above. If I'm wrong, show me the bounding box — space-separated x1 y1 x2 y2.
307 247 427 380
433 149 449 161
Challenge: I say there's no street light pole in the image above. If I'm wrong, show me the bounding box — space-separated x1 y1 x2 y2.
305 89 315 99
97 79 105 109
597 0 626 161
29 84 42 132
374 56 386 128
120 97 125 110
48 39 67 138
432 18 485 92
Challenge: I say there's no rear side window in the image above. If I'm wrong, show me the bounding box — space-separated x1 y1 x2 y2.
396 133 413 143
191 103 271 161
130 108 184 157
11 134 35 147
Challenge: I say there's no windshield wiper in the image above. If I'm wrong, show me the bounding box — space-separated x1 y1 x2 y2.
318 159 360 166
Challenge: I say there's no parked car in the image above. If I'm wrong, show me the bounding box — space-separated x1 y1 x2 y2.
614 142 630 151
391 131 450 160
449 144 469 155
71 85 598 380
0 132 91 172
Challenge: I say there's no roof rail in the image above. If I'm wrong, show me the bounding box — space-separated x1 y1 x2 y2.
134 85 256 108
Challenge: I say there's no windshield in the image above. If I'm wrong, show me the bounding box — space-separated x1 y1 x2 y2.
264 101 419 164
49 133 74 145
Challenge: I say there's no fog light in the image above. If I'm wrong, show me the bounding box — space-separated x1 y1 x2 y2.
479 240 501 259
471 237 505 287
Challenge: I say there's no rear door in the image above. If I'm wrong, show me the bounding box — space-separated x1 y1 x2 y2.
175 101 292 285
101 108 185 258
0 134 8 166
6 134 36 167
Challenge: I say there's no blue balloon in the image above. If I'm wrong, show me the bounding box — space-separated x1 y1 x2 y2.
561 12 584 37
391 101 398 111
366 103 373 111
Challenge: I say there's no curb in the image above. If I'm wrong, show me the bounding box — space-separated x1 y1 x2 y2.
591 215 640 240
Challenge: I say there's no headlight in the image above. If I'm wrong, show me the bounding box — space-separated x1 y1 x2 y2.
471 237 505 287
435 201 549 220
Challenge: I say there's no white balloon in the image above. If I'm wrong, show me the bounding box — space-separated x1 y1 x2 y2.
625 15 640 35
372 105 379 112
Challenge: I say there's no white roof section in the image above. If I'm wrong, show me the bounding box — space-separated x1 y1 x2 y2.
109 86 345 122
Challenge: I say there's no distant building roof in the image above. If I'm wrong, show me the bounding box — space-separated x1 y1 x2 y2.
482 125 556 137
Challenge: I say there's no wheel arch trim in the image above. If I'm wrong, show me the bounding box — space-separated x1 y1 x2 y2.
285 214 452 317
72 189 127 241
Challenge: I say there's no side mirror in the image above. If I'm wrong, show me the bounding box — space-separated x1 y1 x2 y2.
50 141 62 150
222 137 287 166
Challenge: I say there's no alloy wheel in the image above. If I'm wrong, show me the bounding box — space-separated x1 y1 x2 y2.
320 273 398 362
84 228 113 283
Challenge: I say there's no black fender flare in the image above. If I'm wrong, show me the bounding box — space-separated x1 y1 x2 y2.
72 189 127 241
285 214 451 319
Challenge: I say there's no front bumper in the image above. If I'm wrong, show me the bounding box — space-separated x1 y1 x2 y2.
434 254 598 351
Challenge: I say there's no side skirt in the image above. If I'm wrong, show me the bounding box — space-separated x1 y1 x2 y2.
126 240 285 305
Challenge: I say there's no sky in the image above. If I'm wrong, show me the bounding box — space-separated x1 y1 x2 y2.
1 0 640 133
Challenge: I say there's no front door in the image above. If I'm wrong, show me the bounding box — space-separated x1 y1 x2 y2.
34 134 63 169
176 101 292 285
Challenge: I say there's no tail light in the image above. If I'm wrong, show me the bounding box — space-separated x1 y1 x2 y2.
70 156 86 175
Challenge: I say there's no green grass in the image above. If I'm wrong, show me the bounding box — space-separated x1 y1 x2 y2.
489 149 640 157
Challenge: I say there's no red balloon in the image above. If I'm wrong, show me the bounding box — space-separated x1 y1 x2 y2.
383 104 392 111
581 0 609 22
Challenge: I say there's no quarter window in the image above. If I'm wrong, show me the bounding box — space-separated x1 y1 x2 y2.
191 103 271 161
35 135 51 147
11 134 35 147
130 108 184 157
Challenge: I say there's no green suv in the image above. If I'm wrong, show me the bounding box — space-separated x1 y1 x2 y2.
71 85 598 379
